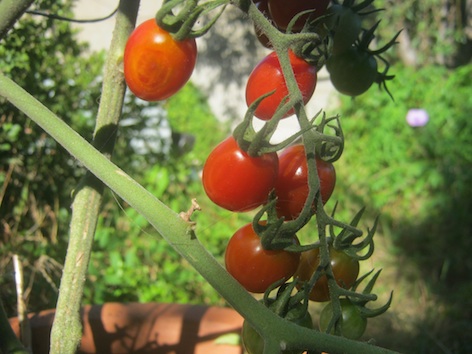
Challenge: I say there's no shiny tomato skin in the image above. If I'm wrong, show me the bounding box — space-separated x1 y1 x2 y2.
294 247 359 302
275 145 335 220
202 137 278 212
268 0 330 31
245 51 317 121
225 223 301 293
124 19 197 101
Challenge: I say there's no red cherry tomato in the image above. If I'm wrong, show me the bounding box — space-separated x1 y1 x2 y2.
275 145 336 220
268 0 330 31
202 136 279 212
225 222 300 293
294 246 360 302
124 19 197 101
245 51 317 121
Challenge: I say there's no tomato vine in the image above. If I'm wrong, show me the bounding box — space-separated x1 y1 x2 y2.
0 0 401 353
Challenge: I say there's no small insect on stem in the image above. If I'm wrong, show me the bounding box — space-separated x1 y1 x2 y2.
179 198 202 229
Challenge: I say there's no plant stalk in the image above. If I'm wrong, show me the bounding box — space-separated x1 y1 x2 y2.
48 0 140 352
0 71 399 354
1 2 399 351
0 0 34 40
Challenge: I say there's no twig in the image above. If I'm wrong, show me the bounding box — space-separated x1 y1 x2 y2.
13 255 31 352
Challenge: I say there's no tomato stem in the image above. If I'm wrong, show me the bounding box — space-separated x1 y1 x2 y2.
0 0 34 40
47 1 140 352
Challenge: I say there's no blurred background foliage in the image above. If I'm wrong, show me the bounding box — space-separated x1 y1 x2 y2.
1 0 472 353
1 0 102 314
331 63 472 353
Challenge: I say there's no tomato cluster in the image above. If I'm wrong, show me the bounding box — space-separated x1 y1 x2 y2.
203 139 338 297
322 2 400 97
199 7 368 348
202 137 335 293
202 140 338 299
324 4 380 98
126 0 397 350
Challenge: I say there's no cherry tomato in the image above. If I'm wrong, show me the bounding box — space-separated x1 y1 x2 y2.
294 246 359 302
319 298 367 339
225 223 300 293
326 47 378 96
268 0 330 31
275 145 335 221
202 136 278 212
245 51 317 121
242 310 312 354
124 19 197 101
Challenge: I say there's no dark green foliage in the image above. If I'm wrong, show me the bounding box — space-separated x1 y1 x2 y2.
85 84 251 306
1 0 248 313
336 63 472 223
0 0 104 314
372 0 471 67
0 0 251 318
333 63 472 353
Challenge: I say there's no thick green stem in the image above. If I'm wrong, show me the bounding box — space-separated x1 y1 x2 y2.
48 1 140 353
0 74 400 354
0 2 399 351
0 0 34 40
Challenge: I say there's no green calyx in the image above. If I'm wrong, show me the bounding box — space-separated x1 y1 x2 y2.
155 0 228 40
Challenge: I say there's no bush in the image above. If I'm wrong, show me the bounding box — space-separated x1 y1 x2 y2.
0 0 104 315
332 63 472 353
335 63 472 226
85 84 252 306
0 0 245 315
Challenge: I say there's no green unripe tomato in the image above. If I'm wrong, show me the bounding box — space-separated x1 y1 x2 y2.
326 47 378 96
319 298 367 340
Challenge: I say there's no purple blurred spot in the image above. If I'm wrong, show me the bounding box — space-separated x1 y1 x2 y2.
406 108 429 127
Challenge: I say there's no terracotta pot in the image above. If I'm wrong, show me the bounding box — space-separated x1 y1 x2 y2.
9 302 244 354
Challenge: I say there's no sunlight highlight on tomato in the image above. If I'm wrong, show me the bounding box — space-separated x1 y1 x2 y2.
245 51 317 121
124 19 197 101
275 145 335 220
225 223 300 293
202 136 278 212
